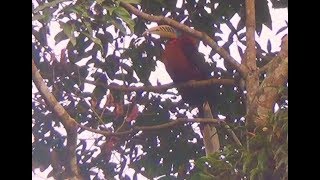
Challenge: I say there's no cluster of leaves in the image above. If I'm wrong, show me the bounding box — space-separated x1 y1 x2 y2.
191 108 288 179
32 0 287 179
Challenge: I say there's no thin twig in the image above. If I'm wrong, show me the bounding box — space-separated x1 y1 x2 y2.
223 124 243 147
83 98 108 128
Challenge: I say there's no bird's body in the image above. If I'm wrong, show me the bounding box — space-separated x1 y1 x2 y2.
143 25 220 155
162 34 209 106
163 36 205 82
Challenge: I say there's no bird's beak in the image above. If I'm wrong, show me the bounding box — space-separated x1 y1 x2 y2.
142 25 177 39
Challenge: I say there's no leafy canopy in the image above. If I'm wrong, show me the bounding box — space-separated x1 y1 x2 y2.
32 0 287 179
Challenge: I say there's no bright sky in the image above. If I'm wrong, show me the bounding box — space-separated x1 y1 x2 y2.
32 0 287 179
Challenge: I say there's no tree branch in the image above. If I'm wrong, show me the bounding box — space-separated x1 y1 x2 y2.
120 2 247 76
244 0 260 130
78 118 222 137
258 62 270 74
32 59 82 180
82 77 235 93
249 35 288 128
258 35 288 74
33 59 241 155
244 0 257 70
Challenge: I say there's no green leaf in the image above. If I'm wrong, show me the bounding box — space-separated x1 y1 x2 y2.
270 0 288 9
81 32 104 53
92 86 106 101
256 23 263 36
111 19 127 34
191 173 214 180
106 6 117 15
54 31 68 45
96 0 105 4
33 0 71 13
41 8 55 24
118 0 141 4
256 0 272 30
249 168 260 180
113 7 135 33
157 175 178 180
91 37 103 50
83 21 93 35
70 5 90 18
243 152 253 173
32 14 46 21
267 40 271 53
194 156 208 171
60 22 76 46
276 26 288 35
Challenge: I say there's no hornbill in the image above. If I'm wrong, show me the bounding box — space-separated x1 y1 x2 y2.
143 25 220 155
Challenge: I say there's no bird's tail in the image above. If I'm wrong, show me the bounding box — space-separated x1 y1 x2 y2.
199 101 220 156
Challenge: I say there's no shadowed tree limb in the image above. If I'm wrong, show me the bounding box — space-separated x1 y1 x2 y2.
120 2 248 76
248 35 288 128
79 116 243 147
78 118 222 137
244 0 260 130
81 78 235 93
32 59 82 180
38 68 234 92
244 0 258 63
244 0 257 70
258 62 271 74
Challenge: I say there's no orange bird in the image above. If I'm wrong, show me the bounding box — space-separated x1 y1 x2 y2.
143 25 220 154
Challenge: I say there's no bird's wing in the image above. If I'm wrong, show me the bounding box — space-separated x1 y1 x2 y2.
179 37 213 78
179 36 224 117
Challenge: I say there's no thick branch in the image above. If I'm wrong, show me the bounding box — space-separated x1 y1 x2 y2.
244 0 257 70
258 62 270 74
83 78 234 93
32 60 82 180
120 2 247 76
78 118 222 137
249 35 288 128
244 0 260 129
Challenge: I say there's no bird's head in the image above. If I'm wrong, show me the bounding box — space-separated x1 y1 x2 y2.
142 25 178 39
142 25 199 47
